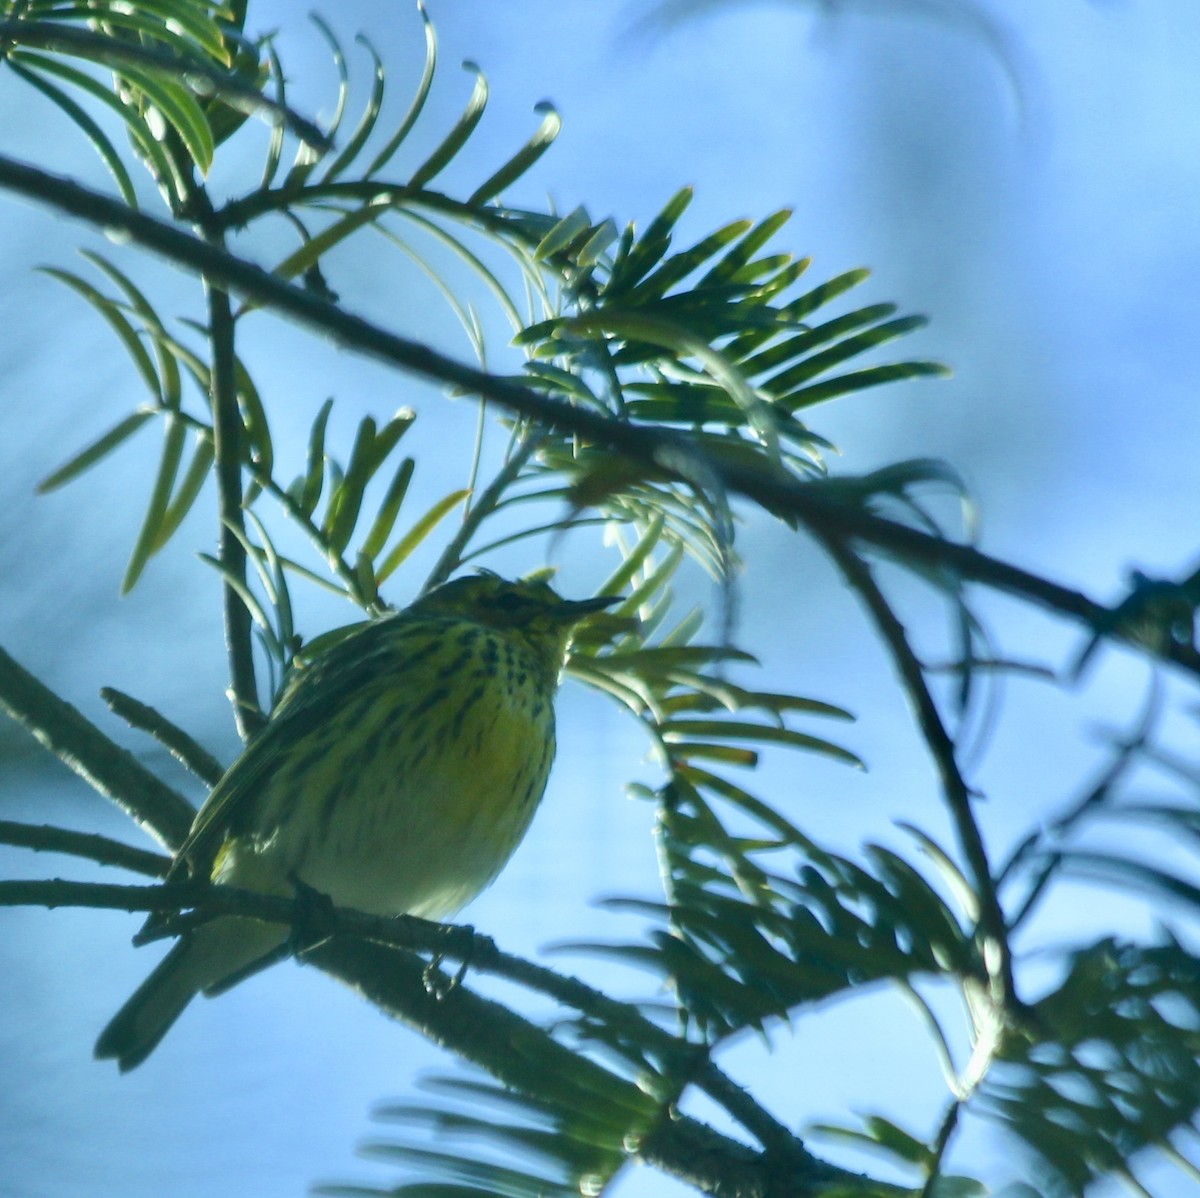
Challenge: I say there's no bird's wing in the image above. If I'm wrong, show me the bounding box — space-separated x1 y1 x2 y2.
174 615 424 878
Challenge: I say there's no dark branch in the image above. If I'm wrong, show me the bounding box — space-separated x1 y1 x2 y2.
0 155 1195 682
206 279 263 738
176 153 266 738
3 874 888 1196
465 934 806 1161
0 645 195 851
310 936 881 1197
101 687 225 787
424 431 546 591
823 536 1019 1013
0 877 199 912
0 821 169 876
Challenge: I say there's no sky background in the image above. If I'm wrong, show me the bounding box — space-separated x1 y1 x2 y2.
2 1 1200 1195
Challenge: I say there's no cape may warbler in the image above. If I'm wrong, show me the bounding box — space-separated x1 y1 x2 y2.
96 573 613 1071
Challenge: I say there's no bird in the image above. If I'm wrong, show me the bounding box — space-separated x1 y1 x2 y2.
95 573 615 1071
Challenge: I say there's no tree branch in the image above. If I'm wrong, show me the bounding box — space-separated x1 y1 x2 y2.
0 877 200 912
309 937 882 1197
0 821 169 876
100 686 225 787
822 536 1019 1013
463 933 806 1161
424 430 545 590
0 645 195 851
3 874 888 1196
1 155 1195 682
205 278 263 738
175 149 266 738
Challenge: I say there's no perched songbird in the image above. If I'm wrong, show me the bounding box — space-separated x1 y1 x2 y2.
96 573 614 1071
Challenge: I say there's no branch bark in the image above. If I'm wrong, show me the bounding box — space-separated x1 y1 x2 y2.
205 278 262 738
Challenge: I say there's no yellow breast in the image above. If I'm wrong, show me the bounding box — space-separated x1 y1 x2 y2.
218 621 559 920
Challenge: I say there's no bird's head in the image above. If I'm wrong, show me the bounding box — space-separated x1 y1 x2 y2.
411 573 617 666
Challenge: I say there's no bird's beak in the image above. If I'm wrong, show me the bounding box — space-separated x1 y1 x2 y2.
558 595 621 622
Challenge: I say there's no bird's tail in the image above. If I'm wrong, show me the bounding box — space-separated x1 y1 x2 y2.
95 917 285 1071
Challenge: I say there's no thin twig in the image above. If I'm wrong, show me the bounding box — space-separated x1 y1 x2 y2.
205 280 262 738
217 181 541 244
424 430 545 590
16 871 796 1150
466 934 805 1161
0 645 194 851
184 161 263 738
919 1100 962 1198
0 877 199 913
822 535 1019 1013
4 870 801 1162
166 407 373 610
0 821 170 876
100 686 225 787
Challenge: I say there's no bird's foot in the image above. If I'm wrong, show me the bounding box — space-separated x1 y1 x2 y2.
287 872 340 959
423 921 475 998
